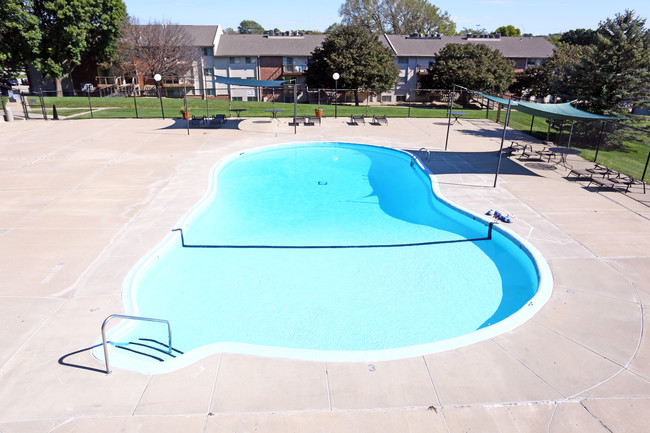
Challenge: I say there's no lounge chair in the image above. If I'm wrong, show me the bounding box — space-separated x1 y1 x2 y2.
189 115 204 127
350 115 365 125
289 116 305 126
305 116 321 126
567 168 594 180
372 115 388 125
518 144 543 161
209 114 226 127
588 177 617 191
608 172 646 194
537 146 556 162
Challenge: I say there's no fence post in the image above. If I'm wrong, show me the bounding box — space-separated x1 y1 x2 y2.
87 89 94 119
39 89 47 120
408 88 412 118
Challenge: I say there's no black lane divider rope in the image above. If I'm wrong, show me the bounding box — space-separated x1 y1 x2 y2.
172 223 493 249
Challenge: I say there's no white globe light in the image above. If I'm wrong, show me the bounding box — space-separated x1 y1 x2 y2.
332 72 340 80
153 74 162 82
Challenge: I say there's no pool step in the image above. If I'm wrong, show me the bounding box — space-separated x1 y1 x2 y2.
113 338 184 362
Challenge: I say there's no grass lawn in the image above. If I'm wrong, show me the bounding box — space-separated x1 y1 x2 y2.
34 96 650 180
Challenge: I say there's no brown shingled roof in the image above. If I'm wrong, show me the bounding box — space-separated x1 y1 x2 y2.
384 35 555 58
178 25 219 46
216 34 327 56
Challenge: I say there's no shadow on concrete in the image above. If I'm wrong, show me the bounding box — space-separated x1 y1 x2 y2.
405 149 541 178
158 118 245 130
58 344 107 374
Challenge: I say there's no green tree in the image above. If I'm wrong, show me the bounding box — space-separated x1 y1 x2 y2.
324 23 344 34
559 28 597 46
0 0 41 79
458 27 487 35
30 0 126 96
495 25 521 37
509 44 587 100
421 43 515 105
237 20 265 34
340 0 456 35
570 10 650 114
306 25 399 105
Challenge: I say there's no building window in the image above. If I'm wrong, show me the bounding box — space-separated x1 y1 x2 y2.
245 57 254 64
248 96 258 102
232 96 243 101
398 56 408 64
203 68 214 76
526 58 538 68
381 95 392 102
202 47 213 56
229 57 241 64
396 95 407 102
206 89 215 96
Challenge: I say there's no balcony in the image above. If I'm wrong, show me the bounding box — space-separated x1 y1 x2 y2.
283 64 307 75
162 76 195 88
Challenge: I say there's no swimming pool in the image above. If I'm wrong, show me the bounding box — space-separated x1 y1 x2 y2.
97 142 551 373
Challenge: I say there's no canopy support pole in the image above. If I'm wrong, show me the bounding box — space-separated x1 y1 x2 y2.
530 115 535 134
227 84 232 116
642 149 650 183
567 121 575 148
444 85 455 151
494 99 512 188
293 81 297 135
594 121 606 163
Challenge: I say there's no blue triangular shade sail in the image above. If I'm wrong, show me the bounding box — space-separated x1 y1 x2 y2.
475 91 616 121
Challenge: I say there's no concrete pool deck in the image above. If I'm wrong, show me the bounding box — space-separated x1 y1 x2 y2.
1 115 649 432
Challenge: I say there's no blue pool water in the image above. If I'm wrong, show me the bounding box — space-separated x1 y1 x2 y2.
99 142 551 372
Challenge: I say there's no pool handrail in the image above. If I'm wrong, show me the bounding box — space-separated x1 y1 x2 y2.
101 314 172 374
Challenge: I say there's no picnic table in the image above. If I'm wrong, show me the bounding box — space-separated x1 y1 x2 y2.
550 147 581 169
265 109 284 119
447 111 466 124
231 108 246 118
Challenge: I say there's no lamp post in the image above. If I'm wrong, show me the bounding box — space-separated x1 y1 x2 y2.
332 72 340 118
154 73 164 119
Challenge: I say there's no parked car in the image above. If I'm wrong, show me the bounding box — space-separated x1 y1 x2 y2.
9 78 19 86
21 78 29 85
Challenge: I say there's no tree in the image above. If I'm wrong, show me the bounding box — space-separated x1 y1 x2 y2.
238 20 265 34
570 10 650 114
509 44 587 100
32 0 126 96
339 0 456 35
116 18 198 80
458 27 487 35
495 25 521 37
0 0 41 79
305 25 399 105
559 28 597 46
421 43 515 104
324 23 344 34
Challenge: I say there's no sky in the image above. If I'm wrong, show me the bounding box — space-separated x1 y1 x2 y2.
122 0 650 36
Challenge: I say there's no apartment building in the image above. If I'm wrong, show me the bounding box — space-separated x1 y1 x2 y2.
27 25 555 102
212 30 326 102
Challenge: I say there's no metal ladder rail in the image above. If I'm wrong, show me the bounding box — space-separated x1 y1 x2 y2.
101 314 172 374
418 147 431 162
